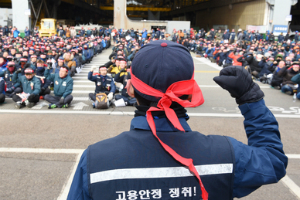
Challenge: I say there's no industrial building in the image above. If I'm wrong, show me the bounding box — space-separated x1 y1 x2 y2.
0 0 299 34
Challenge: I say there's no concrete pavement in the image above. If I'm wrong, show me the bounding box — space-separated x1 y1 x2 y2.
0 47 299 200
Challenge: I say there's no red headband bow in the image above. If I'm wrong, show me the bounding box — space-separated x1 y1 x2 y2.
130 68 208 200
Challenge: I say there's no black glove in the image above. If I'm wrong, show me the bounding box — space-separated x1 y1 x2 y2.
213 66 264 105
120 68 126 73
59 97 64 104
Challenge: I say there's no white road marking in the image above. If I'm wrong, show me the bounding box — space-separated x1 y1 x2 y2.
281 175 300 198
57 151 84 200
73 74 90 76
73 97 89 101
193 57 221 71
72 77 89 80
286 154 300 159
0 109 300 118
71 90 92 93
71 102 89 110
73 85 94 88
73 80 90 83
0 148 84 154
1 147 300 199
31 102 50 109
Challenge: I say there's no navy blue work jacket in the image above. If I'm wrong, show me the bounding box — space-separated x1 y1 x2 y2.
67 100 287 200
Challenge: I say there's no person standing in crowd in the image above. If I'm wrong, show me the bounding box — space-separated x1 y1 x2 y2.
178 30 184 44
58 26 65 37
67 40 287 200
222 29 230 42
230 29 236 44
215 29 222 42
24 27 30 37
66 27 71 38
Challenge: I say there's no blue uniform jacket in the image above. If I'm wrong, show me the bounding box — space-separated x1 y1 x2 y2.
88 72 116 94
67 99 287 200
12 74 41 95
0 70 20 88
46 73 73 98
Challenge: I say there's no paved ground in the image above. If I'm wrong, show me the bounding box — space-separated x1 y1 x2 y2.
0 46 299 200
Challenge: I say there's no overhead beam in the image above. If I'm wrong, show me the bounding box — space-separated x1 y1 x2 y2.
163 0 255 16
61 0 102 14
100 6 171 11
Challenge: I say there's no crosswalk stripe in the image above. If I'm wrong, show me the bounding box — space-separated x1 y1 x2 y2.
73 80 90 83
73 85 94 88
72 90 93 93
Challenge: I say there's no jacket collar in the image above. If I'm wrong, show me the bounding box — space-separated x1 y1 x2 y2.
130 116 191 132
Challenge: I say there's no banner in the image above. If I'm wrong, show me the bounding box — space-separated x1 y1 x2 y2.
273 25 288 34
246 25 267 33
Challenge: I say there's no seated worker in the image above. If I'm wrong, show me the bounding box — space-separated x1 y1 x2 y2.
44 66 73 109
17 57 29 74
278 61 299 95
35 59 51 99
44 57 69 77
0 61 21 98
63 52 76 77
0 76 5 104
12 66 41 109
108 56 126 77
291 72 300 100
104 56 116 68
29 54 37 70
83 44 91 64
67 40 287 200
114 67 137 106
0 54 7 73
114 61 136 106
88 65 115 108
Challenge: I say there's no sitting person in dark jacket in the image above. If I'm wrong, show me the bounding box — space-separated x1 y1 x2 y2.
278 61 299 95
35 60 51 99
291 72 300 100
270 61 285 89
12 66 41 109
45 66 73 108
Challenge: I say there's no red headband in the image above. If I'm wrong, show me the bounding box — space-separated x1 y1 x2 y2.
130 68 208 200
60 67 68 72
24 68 34 74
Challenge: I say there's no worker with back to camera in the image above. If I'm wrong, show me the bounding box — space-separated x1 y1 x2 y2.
67 40 287 200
